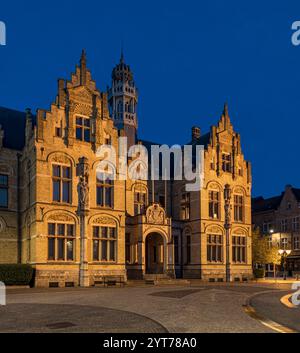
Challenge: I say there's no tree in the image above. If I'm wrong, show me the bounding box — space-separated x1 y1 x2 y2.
252 227 281 277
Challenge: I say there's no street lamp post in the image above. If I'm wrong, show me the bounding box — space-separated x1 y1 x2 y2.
224 184 232 283
278 249 292 280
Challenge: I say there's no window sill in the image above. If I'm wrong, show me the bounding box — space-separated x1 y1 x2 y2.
52 201 73 206
47 261 75 264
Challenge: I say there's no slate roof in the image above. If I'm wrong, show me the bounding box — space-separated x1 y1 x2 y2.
0 106 36 151
252 195 283 213
292 188 300 201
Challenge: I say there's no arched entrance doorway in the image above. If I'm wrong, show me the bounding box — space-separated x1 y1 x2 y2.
145 233 165 274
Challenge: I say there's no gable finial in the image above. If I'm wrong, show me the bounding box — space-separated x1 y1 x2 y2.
223 102 229 117
80 49 87 85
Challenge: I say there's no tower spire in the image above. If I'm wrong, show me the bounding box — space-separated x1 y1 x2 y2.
120 42 124 64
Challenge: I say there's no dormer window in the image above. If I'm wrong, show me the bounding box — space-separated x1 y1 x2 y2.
76 116 90 142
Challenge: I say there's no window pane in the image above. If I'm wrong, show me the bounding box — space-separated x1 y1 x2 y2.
63 167 71 179
110 240 115 261
101 240 107 261
93 240 99 261
62 181 70 203
0 188 8 207
109 228 116 238
84 119 90 127
48 238 55 260
105 187 112 207
93 226 99 238
53 180 60 201
84 129 90 142
53 165 61 177
0 175 8 186
66 240 74 261
67 224 74 237
58 238 65 260
57 224 65 236
76 117 83 126
48 223 55 235
76 127 82 140
101 227 107 238
96 186 103 206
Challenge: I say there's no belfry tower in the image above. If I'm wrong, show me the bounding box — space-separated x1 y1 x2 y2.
108 51 138 147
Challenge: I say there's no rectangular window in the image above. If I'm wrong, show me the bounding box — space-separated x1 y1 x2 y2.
134 190 147 215
293 217 300 232
52 165 71 203
0 174 8 208
294 236 300 250
232 236 246 263
93 226 117 262
181 192 190 220
96 174 113 208
207 234 223 262
76 116 90 142
209 191 220 219
47 222 75 261
222 153 232 173
234 195 244 222
281 237 288 250
281 219 288 232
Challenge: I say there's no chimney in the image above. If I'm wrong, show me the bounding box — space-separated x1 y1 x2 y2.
192 126 201 141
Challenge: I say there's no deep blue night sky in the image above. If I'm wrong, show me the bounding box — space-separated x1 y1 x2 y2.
1 0 300 197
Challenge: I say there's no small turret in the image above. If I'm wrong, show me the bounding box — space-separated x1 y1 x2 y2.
108 50 138 147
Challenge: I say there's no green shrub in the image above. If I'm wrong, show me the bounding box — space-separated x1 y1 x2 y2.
0 264 34 285
253 268 265 278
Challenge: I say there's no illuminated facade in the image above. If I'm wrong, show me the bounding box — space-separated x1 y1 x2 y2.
0 52 252 286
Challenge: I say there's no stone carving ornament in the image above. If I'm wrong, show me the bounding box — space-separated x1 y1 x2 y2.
146 203 165 225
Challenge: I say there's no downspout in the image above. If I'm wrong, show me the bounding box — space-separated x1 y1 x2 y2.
17 152 22 263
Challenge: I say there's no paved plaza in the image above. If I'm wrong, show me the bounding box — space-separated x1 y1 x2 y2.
0 281 298 333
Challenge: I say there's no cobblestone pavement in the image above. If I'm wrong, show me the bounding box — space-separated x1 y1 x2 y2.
0 282 295 333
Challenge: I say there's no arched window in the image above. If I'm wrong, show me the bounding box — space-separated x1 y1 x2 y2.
234 194 244 222
232 235 246 263
180 190 190 220
207 234 223 262
93 225 117 262
96 172 114 208
209 189 220 219
134 184 147 215
52 164 72 203
47 221 75 261
0 174 8 208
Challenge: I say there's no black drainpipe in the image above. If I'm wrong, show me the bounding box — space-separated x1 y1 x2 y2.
17 152 22 263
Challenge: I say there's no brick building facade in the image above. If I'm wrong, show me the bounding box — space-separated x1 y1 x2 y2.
0 51 253 286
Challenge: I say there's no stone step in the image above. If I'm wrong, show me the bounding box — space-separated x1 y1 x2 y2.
152 279 191 286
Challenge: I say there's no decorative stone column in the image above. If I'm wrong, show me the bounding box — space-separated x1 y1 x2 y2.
78 157 90 287
224 184 232 282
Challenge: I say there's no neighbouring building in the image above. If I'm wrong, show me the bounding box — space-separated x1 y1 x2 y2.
0 51 253 287
252 185 300 275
